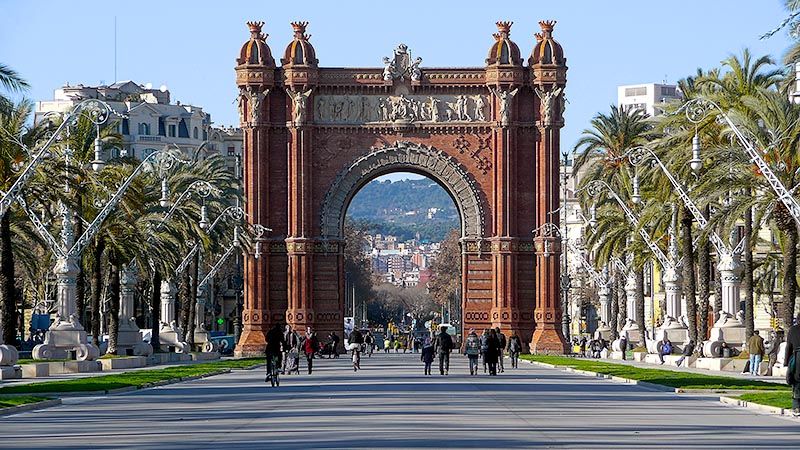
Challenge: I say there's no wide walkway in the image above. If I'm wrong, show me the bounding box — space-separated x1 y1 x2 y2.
1 353 797 449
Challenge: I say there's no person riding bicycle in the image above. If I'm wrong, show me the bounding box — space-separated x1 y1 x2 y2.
265 323 287 384
349 329 365 371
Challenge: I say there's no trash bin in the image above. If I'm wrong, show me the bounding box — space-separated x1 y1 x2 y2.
722 347 732 358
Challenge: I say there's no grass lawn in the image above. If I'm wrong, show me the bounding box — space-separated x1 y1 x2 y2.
0 358 264 395
738 392 793 410
0 395 51 408
521 354 789 391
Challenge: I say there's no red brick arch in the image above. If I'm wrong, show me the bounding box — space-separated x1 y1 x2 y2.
234 20 569 355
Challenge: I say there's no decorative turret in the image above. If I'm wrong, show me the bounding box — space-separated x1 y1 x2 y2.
281 21 318 67
529 20 565 66
485 21 525 87
281 21 320 89
236 21 276 67
486 21 522 66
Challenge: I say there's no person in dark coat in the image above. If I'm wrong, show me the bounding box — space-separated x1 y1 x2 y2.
420 336 435 375
433 325 454 375
784 320 800 416
506 331 523 369
484 329 500 375
495 327 507 373
265 324 287 383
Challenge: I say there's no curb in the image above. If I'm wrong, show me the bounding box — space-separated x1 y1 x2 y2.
718 395 798 418
525 360 675 392
0 399 62 416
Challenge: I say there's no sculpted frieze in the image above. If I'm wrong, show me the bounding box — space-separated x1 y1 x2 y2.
314 94 489 125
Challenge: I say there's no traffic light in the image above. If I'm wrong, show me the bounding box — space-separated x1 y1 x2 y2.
217 318 225 326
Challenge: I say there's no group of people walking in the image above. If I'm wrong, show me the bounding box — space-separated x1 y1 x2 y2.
463 327 522 376
265 323 325 380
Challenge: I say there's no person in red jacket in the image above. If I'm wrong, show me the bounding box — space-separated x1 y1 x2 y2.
302 327 321 375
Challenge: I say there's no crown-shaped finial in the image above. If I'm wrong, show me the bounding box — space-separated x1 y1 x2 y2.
496 21 513 36
291 21 309 39
534 32 544 42
539 20 556 34
247 21 265 38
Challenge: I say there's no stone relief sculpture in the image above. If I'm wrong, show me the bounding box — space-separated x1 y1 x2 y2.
410 57 423 81
535 86 563 124
237 89 246 123
474 95 486 121
245 86 266 123
288 88 313 126
313 94 488 125
489 87 518 126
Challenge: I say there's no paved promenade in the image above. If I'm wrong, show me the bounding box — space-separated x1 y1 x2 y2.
1 353 797 449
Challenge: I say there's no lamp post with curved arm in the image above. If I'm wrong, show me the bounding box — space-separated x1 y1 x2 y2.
32 143 189 360
627 145 744 334
579 180 687 346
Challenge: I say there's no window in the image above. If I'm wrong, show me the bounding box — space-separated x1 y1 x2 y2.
227 146 235 156
122 118 130 135
203 129 207 140
624 86 647 97
138 122 150 135
193 127 199 139
158 117 166 136
168 124 176 137
178 119 189 138
661 86 676 97
142 148 157 159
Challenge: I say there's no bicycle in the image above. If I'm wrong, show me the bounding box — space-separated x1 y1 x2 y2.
265 354 281 387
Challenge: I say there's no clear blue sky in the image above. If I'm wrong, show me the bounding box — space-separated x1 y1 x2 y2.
1 1 792 182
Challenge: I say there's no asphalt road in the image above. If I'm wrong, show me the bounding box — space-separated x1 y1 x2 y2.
1 353 797 449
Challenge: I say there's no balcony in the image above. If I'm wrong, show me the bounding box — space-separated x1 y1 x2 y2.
137 135 162 143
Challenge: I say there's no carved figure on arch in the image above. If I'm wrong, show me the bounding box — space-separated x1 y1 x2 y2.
245 86 266 123
489 87 518 126
474 95 486 121
288 88 313 126
429 97 441 122
535 86 564 125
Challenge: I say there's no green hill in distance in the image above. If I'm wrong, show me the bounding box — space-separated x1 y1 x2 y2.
347 178 459 242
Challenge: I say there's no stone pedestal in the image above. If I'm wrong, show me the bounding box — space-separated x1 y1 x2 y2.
193 327 216 353
0 343 18 366
115 267 152 357
158 280 188 353
0 365 21 380
34 248 100 361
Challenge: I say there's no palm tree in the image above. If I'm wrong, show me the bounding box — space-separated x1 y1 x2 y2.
699 51 782 339
0 63 29 115
576 105 651 345
0 99 51 345
702 89 800 329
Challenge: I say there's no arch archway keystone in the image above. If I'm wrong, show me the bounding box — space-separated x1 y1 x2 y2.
320 141 485 240
234 20 569 357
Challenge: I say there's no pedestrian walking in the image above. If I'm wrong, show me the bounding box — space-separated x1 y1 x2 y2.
495 327 506 373
365 331 375 357
675 340 694 367
484 328 500 375
421 336 435 375
507 331 522 369
464 328 481 375
384 338 391 353
480 329 490 373
784 319 800 416
303 327 320 375
579 336 587 358
328 331 340 358
433 325 454 375
747 330 765 376
283 324 300 375
765 331 781 376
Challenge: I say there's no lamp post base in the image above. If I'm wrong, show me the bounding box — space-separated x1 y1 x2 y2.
158 323 189 353
33 326 99 361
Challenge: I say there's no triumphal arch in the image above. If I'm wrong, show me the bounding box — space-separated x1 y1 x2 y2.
234 19 568 355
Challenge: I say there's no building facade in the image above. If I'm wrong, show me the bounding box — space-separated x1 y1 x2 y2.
617 82 682 116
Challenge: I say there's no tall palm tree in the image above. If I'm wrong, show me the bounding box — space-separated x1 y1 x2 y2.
0 99 51 345
0 63 29 115
576 105 651 345
698 50 782 338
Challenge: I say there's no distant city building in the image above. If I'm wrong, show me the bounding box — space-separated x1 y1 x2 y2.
35 80 241 175
617 82 682 116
